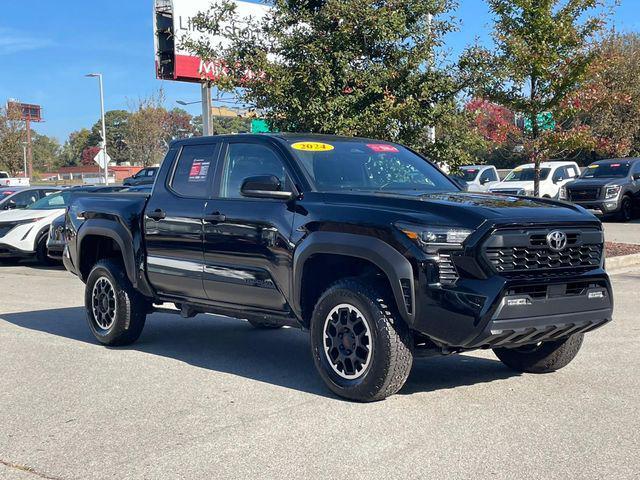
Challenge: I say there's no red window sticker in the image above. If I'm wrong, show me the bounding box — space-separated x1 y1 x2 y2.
367 144 399 153
610 163 621 167
188 159 210 182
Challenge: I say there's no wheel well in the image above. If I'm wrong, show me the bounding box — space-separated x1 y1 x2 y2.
299 254 394 327
79 235 123 280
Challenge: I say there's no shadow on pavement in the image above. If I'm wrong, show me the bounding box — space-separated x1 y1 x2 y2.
1 307 518 399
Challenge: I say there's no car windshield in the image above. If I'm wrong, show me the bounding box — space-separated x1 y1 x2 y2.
454 168 481 182
504 167 551 182
581 163 631 178
26 191 69 210
287 139 457 193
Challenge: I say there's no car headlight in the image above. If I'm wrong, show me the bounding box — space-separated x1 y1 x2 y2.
605 185 621 199
559 186 568 200
396 222 472 252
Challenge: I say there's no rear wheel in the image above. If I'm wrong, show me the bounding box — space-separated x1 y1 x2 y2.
493 334 584 373
310 278 413 402
85 259 148 346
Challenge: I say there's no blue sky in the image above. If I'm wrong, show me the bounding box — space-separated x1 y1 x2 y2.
2 0 638 143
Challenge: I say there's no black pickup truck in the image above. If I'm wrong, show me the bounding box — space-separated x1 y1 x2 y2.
63 134 613 401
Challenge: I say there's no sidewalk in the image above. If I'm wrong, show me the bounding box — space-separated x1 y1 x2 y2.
603 220 640 245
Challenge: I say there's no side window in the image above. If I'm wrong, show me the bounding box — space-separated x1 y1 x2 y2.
488 169 499 182
220 143 288 198
553 167 566 182
12 190 39 207
479 169 493 184
567 166 578 178
147 169 156 177
170 144 217 198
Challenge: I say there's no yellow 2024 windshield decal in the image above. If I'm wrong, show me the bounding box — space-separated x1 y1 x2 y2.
291 141 335 152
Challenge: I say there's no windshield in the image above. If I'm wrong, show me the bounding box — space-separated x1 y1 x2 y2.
26 191 69 210
454 168 481 182
581 163 631 178
504 167 551 182
287 139 457 193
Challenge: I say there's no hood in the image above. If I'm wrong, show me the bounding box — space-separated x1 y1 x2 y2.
0 208 64 223
488 181 533 192
566 178 626 188
320 191 594 229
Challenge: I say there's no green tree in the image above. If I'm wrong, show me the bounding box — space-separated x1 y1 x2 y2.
0 104 26 176
462 0 612 195
126 91 168 167
31 133 62 172
184 0 468 167
88 110 131 164
60 128 92 167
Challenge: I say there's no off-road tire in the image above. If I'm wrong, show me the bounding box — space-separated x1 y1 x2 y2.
247 318 284 329
310 278 414 402
493 333 584 373
35 232 55 266
85 259 148 346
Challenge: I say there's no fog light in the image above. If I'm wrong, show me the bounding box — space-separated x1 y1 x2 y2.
507 298 531 307
588 291 604 299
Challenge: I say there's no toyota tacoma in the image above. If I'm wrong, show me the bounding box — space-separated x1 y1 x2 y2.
62 134 613 401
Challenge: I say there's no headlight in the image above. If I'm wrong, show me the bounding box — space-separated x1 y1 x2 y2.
605 185 621 199
559 186 568 200
396 222 472 251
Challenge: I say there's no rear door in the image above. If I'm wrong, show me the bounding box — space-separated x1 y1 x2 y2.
144 142 220 300
201 138 297 311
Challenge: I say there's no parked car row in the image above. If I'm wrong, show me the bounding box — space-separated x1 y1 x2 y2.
453 158 640 221
0 184 153 265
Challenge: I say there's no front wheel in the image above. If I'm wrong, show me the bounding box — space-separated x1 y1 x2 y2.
36 233 56 266
310 279 414 402
618 196 633 222
493 334 584 373
85 259 148 346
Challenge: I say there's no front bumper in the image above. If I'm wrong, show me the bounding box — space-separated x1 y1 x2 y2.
412 267 613 349
570 199 621 216
0 243 34 258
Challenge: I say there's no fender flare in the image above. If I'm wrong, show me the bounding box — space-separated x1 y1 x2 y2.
292 232 415 325
77 219 136 284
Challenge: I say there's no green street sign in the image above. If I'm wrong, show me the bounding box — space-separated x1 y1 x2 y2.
251 119 271 133
524 112 555 132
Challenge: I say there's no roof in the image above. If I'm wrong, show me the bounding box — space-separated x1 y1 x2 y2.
593 158 640 164
514 161 579 169
171 133 400 147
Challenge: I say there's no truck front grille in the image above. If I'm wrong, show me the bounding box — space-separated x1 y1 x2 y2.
483 227 603 275
568 187 600 201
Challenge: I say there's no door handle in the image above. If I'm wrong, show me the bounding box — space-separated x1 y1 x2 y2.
147 209 166 221
203 212 226 223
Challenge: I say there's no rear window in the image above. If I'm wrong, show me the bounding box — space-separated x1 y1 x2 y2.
286 139 456 194
170 145 217 197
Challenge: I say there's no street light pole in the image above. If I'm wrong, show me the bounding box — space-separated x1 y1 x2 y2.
86 73 108 184
22 142 27 177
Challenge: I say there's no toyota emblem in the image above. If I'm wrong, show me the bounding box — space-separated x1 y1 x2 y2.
546 230 568 251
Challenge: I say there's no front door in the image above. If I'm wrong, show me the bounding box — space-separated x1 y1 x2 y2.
202 139 297 312
144 143 220 300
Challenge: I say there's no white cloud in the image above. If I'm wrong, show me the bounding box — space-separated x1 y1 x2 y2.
0 28 53 55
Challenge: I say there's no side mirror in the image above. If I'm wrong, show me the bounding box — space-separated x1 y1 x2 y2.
240 175 295 200
633 173 640 181
480 177 489 185
6 200 17 209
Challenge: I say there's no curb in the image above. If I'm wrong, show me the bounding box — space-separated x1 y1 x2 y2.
607 252 640 273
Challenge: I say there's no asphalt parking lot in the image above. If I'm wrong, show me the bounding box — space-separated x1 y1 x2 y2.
1 263 639 480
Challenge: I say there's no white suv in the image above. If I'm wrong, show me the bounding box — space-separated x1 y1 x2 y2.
453 165 501 192
489 161 580 198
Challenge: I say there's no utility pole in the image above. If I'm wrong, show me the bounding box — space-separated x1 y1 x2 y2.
201 83 213 136
86 73 109 184
22 142 27 177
